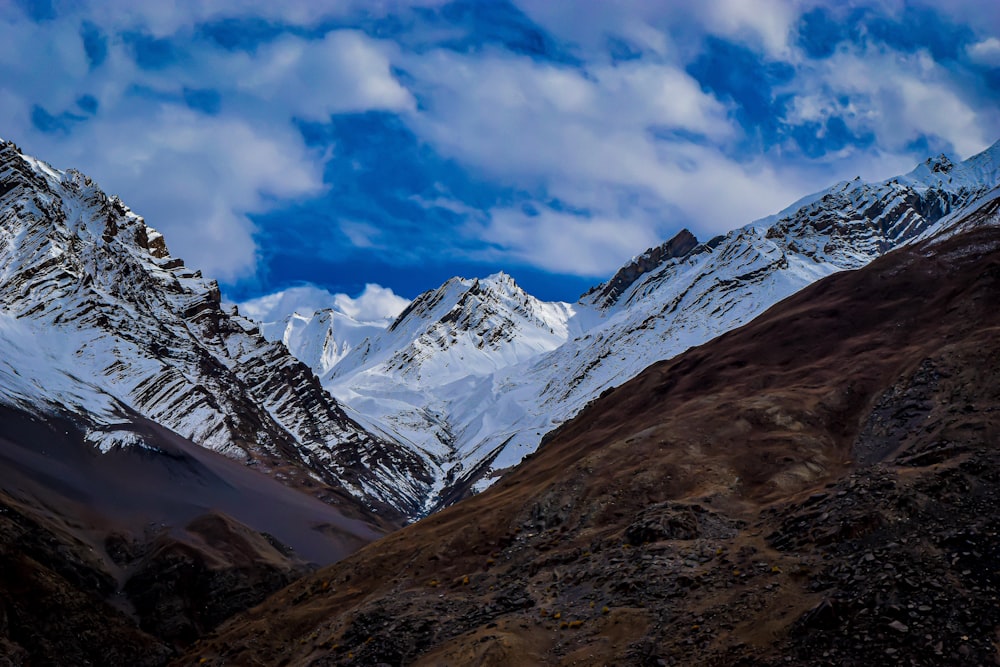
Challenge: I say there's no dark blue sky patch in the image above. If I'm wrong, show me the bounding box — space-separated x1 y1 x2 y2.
237 111 618 301
865 7 973 62
75 94 98 114
789 116 875 158
30 105 83 134
182 87 221 115
904 133 956 158
198 17 287 51
122 32 182 70
982 67 1000 93
687 37 794 148
309 111 507 216
257 112 511 280
544 198 589 217
520 202 540 217
80 21 107 68
796 7 848 59
14 0 54 22
796 6 973 63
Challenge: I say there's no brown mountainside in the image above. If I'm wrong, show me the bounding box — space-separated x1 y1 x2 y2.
185 220 1000 665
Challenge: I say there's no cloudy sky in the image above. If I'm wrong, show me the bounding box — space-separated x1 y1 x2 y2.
2 0 999 314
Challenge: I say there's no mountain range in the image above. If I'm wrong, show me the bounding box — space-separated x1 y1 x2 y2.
1 136 999 664
256 141 1000 515
184 169 1000 667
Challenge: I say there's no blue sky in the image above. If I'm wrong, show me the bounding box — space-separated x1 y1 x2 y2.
2 0 999 314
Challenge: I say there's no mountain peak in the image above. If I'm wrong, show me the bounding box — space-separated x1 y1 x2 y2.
926 153 955 173
586 228 699 308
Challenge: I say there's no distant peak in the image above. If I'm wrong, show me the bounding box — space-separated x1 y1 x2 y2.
485 270 512 282
482 271 521 293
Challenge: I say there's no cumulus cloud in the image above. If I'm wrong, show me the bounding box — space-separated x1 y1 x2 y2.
967 37 1000 67
223 31 415 119
237 284 339 321
513 0 803 58
403 50 735 191
785 47 992 160
238 283 409 323
699 0 801 56
334 284 411 322
477 205 661 276
400 48 812 265
11 102 324 280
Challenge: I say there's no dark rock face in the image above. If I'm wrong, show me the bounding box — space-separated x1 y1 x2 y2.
0 375 385 663
0 495 174 666
768 457 1000 666
0 495 311 663
124 515 310 646
625 502 742 545
589 229 700 308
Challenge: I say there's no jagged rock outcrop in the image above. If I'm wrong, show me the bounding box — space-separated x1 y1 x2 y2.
585 228 701 308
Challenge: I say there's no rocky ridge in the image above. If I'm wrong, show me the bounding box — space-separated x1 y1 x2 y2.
0 139 433 520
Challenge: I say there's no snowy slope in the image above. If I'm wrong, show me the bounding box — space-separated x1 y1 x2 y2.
262 272 576 514
0 139 433 518
268 141 1000 514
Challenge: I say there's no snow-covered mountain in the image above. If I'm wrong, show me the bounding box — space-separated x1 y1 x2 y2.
267 141 1000 513
0 139 434 519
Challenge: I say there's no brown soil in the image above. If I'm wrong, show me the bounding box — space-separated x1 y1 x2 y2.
181 225 1000 666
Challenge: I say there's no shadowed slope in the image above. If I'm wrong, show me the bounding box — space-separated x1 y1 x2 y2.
0 405 387 663
185 219 1000 665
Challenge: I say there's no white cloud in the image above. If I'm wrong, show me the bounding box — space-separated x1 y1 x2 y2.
967 37 1000 67
227 31 415 119
512 0 803 59
478 206 661 276
339 220 383 249
333 284 411 322
700 0 801 57
238 284 338 321
14 105 323 281
238 283 409 323
404 50 733 185
399 49 811 271
784 47 992 159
